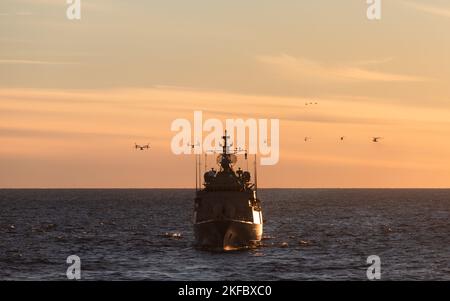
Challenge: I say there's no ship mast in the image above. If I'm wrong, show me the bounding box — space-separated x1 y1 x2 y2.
190 142 201 191
218 130 232 171
254 154 258 192
194 145 198 191
222 130 229 154
198 153 202 190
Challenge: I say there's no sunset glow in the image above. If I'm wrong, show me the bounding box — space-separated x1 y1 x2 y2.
1 0 450 188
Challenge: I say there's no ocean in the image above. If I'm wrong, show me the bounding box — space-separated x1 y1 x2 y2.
0 189 449 280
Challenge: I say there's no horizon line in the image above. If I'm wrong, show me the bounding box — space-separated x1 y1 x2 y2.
1 187 449 190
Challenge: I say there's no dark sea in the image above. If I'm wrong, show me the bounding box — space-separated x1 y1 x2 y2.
0 189 449 281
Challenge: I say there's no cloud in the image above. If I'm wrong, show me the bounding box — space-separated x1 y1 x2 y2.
1 86 448 126
13 0 101 10
1 87 450 188
0 126 150 140
15 12 33 16
401 1 450 18
0 59 78 65
282 113 396 126
256 54 428 82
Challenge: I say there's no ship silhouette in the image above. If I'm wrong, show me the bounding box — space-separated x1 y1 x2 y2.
193 131 263 251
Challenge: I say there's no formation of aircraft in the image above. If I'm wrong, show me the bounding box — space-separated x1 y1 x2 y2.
303 137 384 143
134 135 383 151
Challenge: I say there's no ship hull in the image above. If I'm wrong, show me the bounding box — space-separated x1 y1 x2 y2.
194 220 262 251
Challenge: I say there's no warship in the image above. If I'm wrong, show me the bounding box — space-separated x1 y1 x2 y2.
193 131 263 250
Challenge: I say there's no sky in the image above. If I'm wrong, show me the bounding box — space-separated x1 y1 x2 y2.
1 0 450 188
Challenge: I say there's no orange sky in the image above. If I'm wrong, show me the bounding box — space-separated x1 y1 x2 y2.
1 1 450 188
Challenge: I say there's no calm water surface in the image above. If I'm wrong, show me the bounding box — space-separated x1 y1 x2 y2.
0 189 449 280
